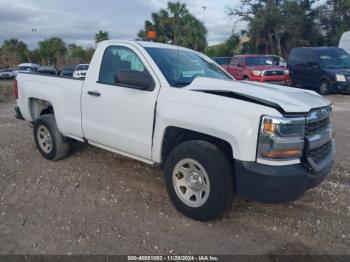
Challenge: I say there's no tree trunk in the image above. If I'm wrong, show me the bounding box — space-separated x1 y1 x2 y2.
276 34 282 56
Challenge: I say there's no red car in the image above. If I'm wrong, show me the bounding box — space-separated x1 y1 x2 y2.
223 55 290 86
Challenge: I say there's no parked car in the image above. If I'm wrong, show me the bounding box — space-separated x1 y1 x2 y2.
14 40 334 221
212 57 231 67
339 31 350 55
287 47 350 95
223 55 290 86
0 69 16 79
73 64 89 79
37 66 57 76
61 66 75 77
16 63 39 74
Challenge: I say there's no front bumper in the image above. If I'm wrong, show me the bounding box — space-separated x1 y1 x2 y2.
235 141 335 203
250 76 290 86
330 81 350 93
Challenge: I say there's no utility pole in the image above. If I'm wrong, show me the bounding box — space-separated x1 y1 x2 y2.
202 6 206 25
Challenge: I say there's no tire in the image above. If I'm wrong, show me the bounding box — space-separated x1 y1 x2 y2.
319 79 331 95
290 75 296 87
243 76 249 81
33 114 70 161
164 140 234 221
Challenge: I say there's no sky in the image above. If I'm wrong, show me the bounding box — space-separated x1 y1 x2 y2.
0 0 245 49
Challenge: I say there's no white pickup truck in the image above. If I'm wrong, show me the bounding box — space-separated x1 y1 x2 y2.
14 40 335 221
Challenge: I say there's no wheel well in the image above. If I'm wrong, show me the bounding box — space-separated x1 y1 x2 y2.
320 76 331 83
161 126 233 168
29 98 54 121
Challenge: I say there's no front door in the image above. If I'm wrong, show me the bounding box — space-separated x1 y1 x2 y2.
82 44 159 160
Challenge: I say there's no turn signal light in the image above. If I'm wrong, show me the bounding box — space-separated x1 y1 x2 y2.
261 149 302 159
263 121 275 133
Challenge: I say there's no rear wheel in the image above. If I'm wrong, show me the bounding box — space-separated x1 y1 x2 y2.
34 114 70 161
319 79 331 95
164 140 234 221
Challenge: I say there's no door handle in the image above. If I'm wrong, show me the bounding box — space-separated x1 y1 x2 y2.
88 91 101 97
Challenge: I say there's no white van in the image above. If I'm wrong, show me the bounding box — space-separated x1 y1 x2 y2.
16 63 40 75
339 31 350 54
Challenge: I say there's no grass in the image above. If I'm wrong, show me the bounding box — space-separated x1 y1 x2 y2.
0 80 14 102
0 79 13 87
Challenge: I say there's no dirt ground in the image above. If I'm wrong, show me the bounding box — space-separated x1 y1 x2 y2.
0 94 349 255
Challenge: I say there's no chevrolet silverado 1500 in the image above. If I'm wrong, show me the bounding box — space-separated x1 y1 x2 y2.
14 41 335 221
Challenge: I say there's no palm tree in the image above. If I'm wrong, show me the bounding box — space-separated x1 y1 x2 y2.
95 30 110 44
137 1 207 51
167 2 188 44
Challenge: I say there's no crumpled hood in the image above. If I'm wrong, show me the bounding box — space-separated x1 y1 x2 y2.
186 77 331 114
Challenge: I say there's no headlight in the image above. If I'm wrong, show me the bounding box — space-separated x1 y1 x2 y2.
257 116 305 161
336 74 346 82
283 69 289 75
252 70 262 76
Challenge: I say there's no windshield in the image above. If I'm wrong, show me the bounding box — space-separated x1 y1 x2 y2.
271 56 286 66
146 47 232 87
318 50 350 69
17 66 33 71
245 56 274 66
76 65 89 71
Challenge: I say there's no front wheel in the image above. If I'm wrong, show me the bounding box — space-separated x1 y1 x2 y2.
319 79 331 95
164 140 234 221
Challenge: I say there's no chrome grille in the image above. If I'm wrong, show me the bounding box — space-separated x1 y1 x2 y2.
305 106 331 136
263 70 283 76
305 117 330 136
304 106 333 167
305 141 332 164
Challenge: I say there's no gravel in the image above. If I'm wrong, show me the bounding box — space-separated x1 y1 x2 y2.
0 95 349 255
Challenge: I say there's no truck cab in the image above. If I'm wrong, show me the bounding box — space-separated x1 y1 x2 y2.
15 41 335 221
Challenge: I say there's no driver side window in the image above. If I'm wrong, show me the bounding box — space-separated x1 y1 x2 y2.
99 46 147 85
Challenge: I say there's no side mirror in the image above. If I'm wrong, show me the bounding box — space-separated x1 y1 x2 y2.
115 70 155 91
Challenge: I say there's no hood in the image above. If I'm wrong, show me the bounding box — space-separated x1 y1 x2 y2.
325 68 350 76
186 77 331 114
246 65 284 71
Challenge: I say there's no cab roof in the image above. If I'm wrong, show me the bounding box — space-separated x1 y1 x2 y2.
102 40 195 52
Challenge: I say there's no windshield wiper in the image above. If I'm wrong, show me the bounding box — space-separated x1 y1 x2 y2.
173 81 192 87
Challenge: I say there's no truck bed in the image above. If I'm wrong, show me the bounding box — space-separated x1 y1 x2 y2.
16 72 85 140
